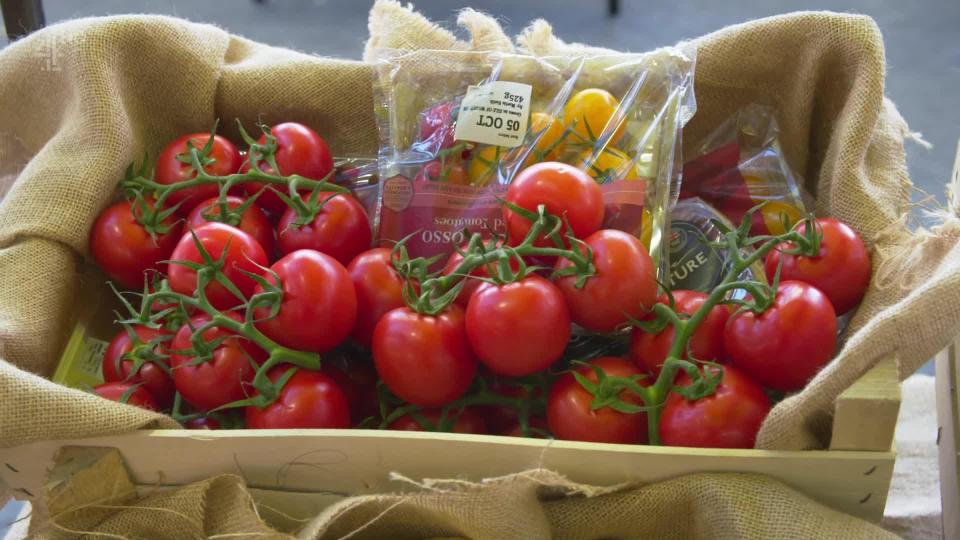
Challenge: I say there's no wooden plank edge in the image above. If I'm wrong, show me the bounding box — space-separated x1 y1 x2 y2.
830 354 901 451
936 341 959 540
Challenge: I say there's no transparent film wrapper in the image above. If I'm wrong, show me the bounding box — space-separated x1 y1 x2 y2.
371 48 696 277
681 104 812 237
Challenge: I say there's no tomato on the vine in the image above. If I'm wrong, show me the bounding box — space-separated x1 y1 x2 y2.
441 240 519 308
554 229 657 333
547 357 648 444
154 133 242 214
254 249 357 353
478 377 543 434
765 218 871 314
562 88 624 143
418 101 457 151
389 408 487 434
724 280 837 392
348 248 408 348
89 199 182 289
629 291 729 377
243 122 334 214
372 306 477 407
245 367 351 429
501 416 550 438
276 192 372 265
525 112 567 164
187 195 275 257
416 159 469 185
93 382 159 411
660 364 771 449
167 223 268 309
170 313 266 411
101 326 174 409
503 162 604 246
465 275 570 376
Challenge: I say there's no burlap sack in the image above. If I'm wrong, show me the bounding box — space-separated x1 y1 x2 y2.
2 1 956 538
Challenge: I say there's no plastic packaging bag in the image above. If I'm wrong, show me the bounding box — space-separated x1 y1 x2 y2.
681 104 811 236
371 48 696 275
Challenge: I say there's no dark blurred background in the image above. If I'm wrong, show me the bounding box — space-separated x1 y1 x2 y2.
3 0 958 208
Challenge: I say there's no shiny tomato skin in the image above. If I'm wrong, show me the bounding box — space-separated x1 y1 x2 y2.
547 357 648 444
167 223 268 309
465 276 570 376
277 192 372 265
101 326 174 409
243 122 334 214
347 248 408 348
245 368 351 429
187 195 275 257
765 218 871 314
372 306 477 407
170 313 266 411
418 101 457 150
415 159 469 185
660 364 771 449
93 382 159 411
253 250 357 353
504 162 604 246
154 133 242 214
554 229 657 333
89 199 182 289
724 280 837 392
389 408 487 434
629 291 729 377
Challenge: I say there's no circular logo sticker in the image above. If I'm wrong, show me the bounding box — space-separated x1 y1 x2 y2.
382 175 414 212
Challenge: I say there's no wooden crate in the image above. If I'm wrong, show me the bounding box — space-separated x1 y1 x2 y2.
0 354 900 527
937 338 960 539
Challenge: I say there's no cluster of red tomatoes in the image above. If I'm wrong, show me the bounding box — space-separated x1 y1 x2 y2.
87 119 872 449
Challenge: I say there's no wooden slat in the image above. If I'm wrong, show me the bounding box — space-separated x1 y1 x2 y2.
0 429 895 522
830 354 901 451
936 340 960 540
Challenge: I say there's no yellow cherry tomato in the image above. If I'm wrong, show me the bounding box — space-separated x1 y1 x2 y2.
575 147 641 182
563 88 625 144
468 145 503 186
757 200 803 235
639 208 653 250
527 112 567 162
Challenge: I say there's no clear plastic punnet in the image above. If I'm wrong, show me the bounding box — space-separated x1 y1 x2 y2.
371 47 696 277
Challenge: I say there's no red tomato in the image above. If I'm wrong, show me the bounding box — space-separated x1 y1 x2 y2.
765 218 871 314
243 122 334 214
372 306 477 407
89 199 182 289
418 101 457 151
170 313 267 411
724 280 837 392
322 354 380 423
167 223 268 309
465 276 570 376
253 250 357 353
441 240 518 308
187 195 275 257
504 162 604 246
414 159 468 185
660 364 771 448
154 133 242 214
479 378 544 435
547 357 648 444
389 408 487 434
348 248 408 348
277 192 372 265
184 417 221 429
101 326 174 409
93 382 159 411
554 229 657 333
246 368 351 429
629 291 729 377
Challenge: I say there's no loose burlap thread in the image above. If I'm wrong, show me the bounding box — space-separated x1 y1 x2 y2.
2 1 956 538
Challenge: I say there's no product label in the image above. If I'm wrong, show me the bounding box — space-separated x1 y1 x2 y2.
378 176 647 264
668 220 725 291
454 81 533 148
